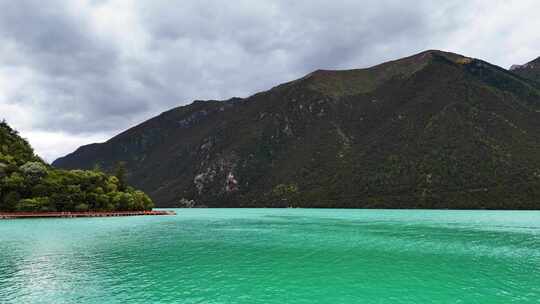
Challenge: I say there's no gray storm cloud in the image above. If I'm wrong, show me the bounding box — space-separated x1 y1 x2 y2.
0 0 539 161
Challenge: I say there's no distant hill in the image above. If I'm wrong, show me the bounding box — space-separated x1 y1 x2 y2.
53 50 540 209
511 56 540 83
0 121 154 212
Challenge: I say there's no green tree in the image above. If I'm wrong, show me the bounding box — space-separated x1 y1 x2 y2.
272 183 299 206
0 122 154 212
114 161 127 191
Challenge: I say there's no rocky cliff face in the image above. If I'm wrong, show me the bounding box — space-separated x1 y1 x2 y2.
54 50 540 209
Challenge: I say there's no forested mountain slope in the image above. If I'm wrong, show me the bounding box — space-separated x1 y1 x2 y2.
54 50 540 209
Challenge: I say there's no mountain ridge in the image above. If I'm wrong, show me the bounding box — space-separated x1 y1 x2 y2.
511 56 540 83
53 50 540 209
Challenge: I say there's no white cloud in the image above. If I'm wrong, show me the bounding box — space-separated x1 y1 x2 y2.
433 0 540 68
20 130 110 163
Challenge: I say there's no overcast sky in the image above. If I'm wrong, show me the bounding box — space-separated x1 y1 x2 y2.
1 0 539 162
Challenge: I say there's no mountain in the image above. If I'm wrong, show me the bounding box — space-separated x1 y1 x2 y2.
511 56 540 83
0 121 154 212
53 50 540 209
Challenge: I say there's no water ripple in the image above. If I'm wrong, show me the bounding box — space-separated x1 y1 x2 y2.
1 209 539 303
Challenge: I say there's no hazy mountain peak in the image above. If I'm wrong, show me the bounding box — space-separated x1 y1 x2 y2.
512 56 540 69
511 56 540 82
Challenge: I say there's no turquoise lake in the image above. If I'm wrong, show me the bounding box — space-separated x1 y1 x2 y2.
1 209 539 303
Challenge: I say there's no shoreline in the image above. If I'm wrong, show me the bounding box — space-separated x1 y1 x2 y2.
0 210 176 219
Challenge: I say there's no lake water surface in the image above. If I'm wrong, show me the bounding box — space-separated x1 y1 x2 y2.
1 209 539 303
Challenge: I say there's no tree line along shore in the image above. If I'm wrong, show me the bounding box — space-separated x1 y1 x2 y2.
0 120 155 213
